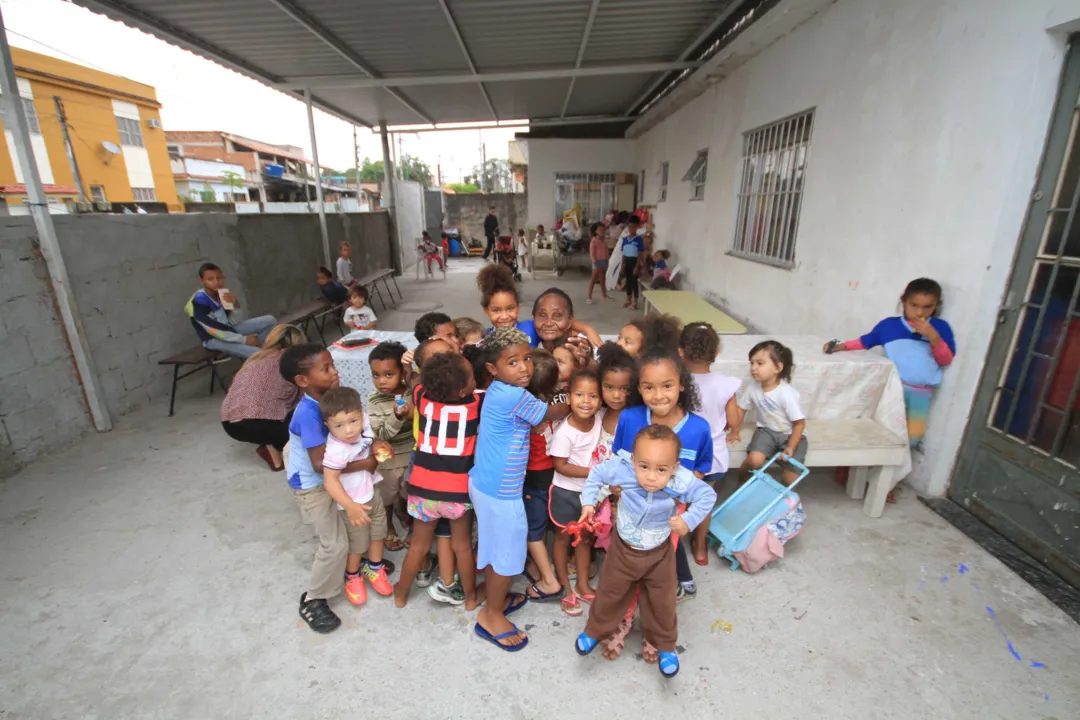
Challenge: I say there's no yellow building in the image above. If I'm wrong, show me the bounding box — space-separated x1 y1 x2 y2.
0 47 179 211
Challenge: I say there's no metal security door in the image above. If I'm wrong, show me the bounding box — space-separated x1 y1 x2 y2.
950 43 1080 588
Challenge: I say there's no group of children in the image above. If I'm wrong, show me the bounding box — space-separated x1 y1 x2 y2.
274 265 956 679
315 241 379 332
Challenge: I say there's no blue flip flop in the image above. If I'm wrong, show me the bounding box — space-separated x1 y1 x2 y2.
504 592 529 616
474 622 529 652
658 650 680 678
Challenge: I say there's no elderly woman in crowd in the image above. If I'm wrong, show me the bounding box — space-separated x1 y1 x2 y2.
220 324 307 470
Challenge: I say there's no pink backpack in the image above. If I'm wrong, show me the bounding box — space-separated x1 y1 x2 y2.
730 495 806 573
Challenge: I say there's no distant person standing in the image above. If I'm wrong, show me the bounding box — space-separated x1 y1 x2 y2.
483 205 499 260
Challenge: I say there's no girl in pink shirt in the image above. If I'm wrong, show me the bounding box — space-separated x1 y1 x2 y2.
587 222 611 304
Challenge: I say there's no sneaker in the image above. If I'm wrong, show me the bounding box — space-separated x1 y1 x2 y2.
344 571 367 606
676 581 697 603
298 592 341 634
416 554 437 588
427 579 465 605
361 562 394 596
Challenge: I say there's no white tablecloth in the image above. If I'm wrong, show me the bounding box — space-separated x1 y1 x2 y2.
710 335 911 479
329 330 417 401
330 331 912 479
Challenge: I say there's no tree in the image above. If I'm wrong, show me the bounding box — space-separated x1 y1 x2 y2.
350 155 434 186
222 170 244 197
447 182 480 193
465 158 513 192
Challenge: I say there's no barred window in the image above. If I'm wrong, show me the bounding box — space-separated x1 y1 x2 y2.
553 172 616 223
132 187 156 202
730 109 815 268
116 116 144 147
659 162 669 202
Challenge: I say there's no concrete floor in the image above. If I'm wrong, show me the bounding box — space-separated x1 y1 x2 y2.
1 259 1078 719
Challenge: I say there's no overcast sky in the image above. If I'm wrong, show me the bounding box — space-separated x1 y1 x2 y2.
1 0 518 180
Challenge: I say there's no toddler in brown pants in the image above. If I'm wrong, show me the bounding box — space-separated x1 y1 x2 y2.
573 425 716 679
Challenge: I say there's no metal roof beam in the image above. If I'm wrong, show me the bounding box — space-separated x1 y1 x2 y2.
75 0 375 127
560 0 601 118
276 62 700 90
266 0 434 125
435 0 498 121
623 0 745 116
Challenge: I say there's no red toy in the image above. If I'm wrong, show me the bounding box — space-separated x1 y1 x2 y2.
565 518 597 547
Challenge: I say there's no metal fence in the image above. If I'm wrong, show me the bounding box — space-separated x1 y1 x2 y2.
554 172 616 225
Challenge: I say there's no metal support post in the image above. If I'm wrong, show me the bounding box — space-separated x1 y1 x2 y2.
304 88 331 267
380 121 403 273
0 7 111 431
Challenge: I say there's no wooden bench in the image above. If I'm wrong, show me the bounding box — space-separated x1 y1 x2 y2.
642 290 747 334
280 300 342 344
355 268 400 311
728 419 907 517
158 346 232 417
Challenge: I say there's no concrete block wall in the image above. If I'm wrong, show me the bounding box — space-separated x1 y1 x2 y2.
0 211 394 477
0 220 91 476
444 192 526 247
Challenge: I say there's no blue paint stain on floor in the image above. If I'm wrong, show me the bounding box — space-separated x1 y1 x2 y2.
941 576 949 583
958 563 969 574
1030 661 1045 669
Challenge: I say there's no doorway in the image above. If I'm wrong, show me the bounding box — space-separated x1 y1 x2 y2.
950 42 1080 589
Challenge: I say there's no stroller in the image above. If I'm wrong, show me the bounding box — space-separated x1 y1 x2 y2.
495 234 521 281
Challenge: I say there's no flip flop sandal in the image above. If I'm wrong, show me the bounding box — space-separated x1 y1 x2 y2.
504 592 528 616
383 533 405 552
561 592 584 617
694 552 709 567
575 633 599 656
658 651 680 678
474 622 529 652
526 583 566 603
602 616 632 660
575 593 596 606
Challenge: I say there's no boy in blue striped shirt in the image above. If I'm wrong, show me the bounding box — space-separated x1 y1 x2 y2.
469 327 568 652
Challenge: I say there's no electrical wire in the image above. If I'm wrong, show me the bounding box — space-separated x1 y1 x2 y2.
4 26 115 75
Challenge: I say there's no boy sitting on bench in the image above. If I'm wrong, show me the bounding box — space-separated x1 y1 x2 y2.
185 262 276 359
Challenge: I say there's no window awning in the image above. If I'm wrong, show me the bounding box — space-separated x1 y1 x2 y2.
70 0 751 130
682 150 708 181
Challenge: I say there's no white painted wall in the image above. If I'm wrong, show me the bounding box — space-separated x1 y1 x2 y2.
634 0 1072 496
4 77 54 184
525 138 637 227
395 179 424 271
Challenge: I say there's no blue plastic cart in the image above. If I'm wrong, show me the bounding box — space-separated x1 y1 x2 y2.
707 454 809 570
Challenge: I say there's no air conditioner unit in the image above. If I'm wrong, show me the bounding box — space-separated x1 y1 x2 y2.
146 118 162 129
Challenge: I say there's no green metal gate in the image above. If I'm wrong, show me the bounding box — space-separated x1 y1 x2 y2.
950 43 1080 589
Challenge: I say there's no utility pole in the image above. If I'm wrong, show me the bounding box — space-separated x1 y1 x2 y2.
481 142 487 192
397 133 404 180
54 96 87 203
352 125 360 201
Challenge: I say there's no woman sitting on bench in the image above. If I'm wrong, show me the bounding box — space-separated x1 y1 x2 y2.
220 324 307 471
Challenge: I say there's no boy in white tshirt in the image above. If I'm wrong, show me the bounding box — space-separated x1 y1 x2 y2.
318 387 393 605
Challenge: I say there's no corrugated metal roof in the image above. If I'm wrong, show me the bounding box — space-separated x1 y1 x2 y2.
72 0 740 127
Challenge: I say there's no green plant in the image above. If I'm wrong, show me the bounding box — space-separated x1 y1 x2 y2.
447 182 480 193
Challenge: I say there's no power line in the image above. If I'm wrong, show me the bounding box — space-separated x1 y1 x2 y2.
3 26 115 75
